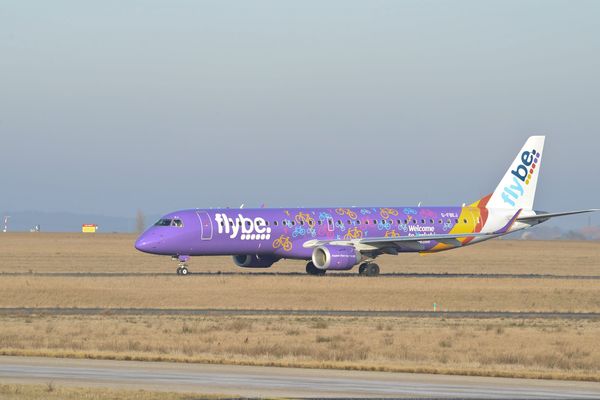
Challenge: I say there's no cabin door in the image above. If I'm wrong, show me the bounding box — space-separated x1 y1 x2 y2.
327 217 335 232
196 211 213 240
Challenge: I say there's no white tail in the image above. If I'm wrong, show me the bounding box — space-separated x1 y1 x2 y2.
487 136 545 210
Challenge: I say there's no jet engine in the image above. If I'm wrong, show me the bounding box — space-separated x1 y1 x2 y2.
312 245 361 270
233 254 279 268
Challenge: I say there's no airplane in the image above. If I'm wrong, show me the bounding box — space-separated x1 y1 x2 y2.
135 136 598 276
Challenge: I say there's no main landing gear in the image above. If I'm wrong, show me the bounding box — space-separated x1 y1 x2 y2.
306 261 326 276
359 262 380 277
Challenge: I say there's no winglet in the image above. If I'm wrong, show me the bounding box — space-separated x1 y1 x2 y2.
493 209 523 235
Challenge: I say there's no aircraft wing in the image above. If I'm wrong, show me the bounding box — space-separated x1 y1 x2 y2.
517 209 600 223
302 231 499 252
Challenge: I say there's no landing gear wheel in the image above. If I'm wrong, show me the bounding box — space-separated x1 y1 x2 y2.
179 266 189 275
358 263 368 275
176 267 182 275
359 263 379 276
365 263 379 276
306 261 326 276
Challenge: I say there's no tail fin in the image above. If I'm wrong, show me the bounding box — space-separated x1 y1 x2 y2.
486 136 545 210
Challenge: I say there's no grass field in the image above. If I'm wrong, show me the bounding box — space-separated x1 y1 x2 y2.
1 232 599 275
2 275 600 312
1 314 599 381
1 233 599 381
0 383 224 400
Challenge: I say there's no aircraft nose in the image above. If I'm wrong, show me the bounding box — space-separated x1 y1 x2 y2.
135 233 159 253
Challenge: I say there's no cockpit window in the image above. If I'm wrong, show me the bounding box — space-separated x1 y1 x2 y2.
154 219 172 226
172 219 183 227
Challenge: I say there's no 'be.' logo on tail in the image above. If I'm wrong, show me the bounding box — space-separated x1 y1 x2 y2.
487 135 545 211
502 149 541 207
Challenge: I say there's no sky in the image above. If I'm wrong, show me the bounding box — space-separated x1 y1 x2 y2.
1 1 599 228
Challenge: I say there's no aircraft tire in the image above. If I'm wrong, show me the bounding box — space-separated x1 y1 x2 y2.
364 263 380 276
180 266 189 275
176 267 181 275
306 261 326 276
358 263 368 275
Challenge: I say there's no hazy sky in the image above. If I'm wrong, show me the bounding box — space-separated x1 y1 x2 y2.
1 1 599 224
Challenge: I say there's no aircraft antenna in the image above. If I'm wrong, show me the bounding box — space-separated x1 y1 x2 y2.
3 216 10 233
240 204 244 209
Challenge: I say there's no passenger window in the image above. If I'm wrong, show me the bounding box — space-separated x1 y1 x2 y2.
463 218 468 224
397 220 401 225
455 219 459 223
373 220 377 224
365 220 369 225
274 221 278 226
318 220 322 225
430 219 434 224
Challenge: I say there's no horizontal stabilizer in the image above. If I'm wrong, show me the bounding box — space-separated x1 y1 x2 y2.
517 209 600 222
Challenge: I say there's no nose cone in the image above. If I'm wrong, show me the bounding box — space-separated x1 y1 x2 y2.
135 233 159 253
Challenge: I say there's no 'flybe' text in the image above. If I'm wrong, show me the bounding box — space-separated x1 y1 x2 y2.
502 149 540 207
215 213 272 240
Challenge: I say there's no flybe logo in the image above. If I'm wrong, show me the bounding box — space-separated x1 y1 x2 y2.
501 149 541 207
214 213 272 240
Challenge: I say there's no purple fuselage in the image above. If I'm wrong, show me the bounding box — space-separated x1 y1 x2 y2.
135 205 478 260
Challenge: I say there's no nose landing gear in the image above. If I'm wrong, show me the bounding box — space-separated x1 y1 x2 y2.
173 255 190 276
176 265 189 275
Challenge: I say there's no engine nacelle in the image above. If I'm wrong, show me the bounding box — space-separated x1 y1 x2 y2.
312 245 361 270
233 254 279 268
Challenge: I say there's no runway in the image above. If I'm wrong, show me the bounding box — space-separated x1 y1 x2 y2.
2 271 600 279
1 356 599 399
1 307 598 319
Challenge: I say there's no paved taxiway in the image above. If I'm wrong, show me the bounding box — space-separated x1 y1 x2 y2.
1 307 598 320
1 356 600 398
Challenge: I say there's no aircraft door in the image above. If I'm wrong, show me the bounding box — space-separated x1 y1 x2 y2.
327 217 334 232
196 211 213 240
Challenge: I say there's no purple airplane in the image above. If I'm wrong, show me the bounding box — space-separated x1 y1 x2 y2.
135 136 598 276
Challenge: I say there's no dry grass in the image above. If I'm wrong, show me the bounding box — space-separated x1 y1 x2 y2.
1 314 599 381
1 233 600 382
1 275 599 312
0 233 599 275
0 383 225 400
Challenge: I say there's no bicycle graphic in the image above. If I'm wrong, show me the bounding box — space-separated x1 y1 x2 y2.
360 208 372 215
384 230 401 238
335 208 357 219
377 219 392 231
344 227 363 240
294 212 315 227
380 208 399 219
403 208 417 216
272 235 292 251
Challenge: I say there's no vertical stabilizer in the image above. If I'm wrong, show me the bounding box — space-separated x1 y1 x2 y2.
486 136 545 210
